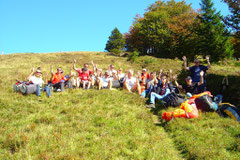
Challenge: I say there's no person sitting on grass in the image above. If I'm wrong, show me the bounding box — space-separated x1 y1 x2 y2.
117 68 125 86
79 68 91 89
173 70 204 97
27 67 51 101
146 74 171 108
110 71 121 88
108 64 117 77
123 70 141 95
51 67 69 92
73 59 95 87
140 72 158 98
98 71 112 90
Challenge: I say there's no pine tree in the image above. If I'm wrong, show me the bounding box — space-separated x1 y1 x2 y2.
105 28 125 53
222 0 240 58
196 0 233 61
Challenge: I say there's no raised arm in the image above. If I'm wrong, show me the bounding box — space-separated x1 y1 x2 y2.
182 56 190 71
173 75 182 89
206 55 211 69
27 67 35 81
73 59 78 71
198 71 204 85
44 73 48 84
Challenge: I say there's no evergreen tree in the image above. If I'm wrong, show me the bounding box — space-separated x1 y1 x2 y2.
222 0 240 32
196 0 233 61
222 0 240 58
105 28 125 53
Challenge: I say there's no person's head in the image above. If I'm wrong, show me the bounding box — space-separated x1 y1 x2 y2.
83 63 89 69
142 68 147 74
185 76 192 85
150 72 155 80
104 71 109 78
194 58 200 66
118 68 123 73
161 74 168 84
57 67 62 74
82 67 87 74
35 69 42 78
128 70 134 78
110 64 115 70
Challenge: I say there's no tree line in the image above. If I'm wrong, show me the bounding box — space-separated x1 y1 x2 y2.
105 0 240 62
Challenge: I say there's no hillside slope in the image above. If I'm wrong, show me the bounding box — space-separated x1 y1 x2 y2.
0 52 239 159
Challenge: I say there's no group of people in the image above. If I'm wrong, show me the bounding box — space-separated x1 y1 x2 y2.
25 56 212 105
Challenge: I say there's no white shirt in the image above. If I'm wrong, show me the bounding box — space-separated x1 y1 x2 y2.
126 77 136 89
108 69 117 77
29 76 44 87
102 77 111 88
118 73 125 79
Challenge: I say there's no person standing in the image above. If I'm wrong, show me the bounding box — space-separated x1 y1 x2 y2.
182 55 210 92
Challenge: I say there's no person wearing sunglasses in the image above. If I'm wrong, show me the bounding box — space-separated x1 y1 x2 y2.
27 67 51 100
146 74 171 108
182 55 210 93
51 67 68 92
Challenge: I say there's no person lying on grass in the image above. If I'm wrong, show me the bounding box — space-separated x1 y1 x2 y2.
173 70 204 97
98 71 112 90
146 74 171 109
27 67 52 101
182 55 210 93
51 67 69 92
73 59 95 87
123 70 141 95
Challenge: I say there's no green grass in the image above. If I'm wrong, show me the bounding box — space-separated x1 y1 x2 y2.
0 52 239 159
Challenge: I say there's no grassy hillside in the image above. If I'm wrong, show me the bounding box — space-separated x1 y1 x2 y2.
0 52 239 159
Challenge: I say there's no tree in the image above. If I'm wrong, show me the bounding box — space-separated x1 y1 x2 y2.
222 0 240 58
222 0 240 32
196 0 233 61
124 0 199 59
105 28 125 53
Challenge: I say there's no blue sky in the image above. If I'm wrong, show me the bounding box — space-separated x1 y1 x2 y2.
0 0 229 54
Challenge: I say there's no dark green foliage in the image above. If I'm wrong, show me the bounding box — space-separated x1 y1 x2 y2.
196 0 234 61
105 27 125 53
222 0 240 58
127 51 139 63
125 0 198 59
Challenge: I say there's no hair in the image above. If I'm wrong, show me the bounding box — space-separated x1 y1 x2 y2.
84 63 89 66
161 74 168 79
128 70 134 75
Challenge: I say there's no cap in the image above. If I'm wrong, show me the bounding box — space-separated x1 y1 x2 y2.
186 76 192 80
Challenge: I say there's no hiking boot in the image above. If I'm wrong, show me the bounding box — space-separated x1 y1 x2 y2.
146 103 155 108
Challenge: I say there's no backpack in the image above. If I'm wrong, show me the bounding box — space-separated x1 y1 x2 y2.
13 81 37 95
218 103 240 122
190 91 218 112
162 92 185 107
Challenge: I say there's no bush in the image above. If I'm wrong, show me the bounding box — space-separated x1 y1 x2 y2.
128 51 139 63
110 49 121 56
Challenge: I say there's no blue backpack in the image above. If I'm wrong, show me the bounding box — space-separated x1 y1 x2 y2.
218 103 240 122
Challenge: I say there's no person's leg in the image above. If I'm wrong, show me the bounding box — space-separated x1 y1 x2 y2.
36 84 41 97
60 82 65 91
44 86 52 97
98 78 102 90
87 81 91 89
76 78 80 88
108 80 112 89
